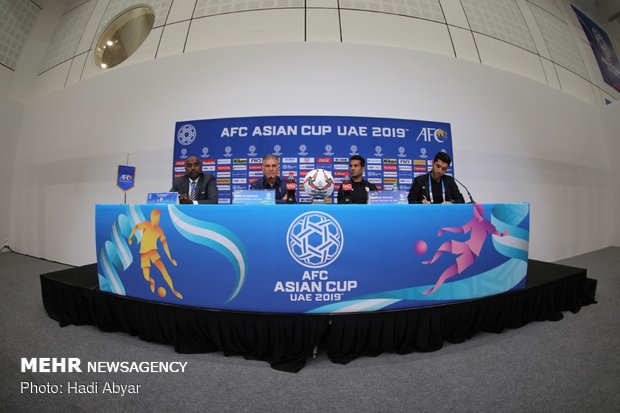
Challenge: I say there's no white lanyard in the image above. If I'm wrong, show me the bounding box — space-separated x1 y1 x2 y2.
428 174 445 203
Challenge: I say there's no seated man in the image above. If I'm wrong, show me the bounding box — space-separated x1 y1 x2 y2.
170 155 218 204
250 154 291 203
408 152 464 204
337 155 377 204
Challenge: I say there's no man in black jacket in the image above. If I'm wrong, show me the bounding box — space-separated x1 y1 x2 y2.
170 156 218 204
408 152 464 204
337 155 377 204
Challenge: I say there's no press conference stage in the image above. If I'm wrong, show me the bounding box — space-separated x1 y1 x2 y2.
40 259 596 372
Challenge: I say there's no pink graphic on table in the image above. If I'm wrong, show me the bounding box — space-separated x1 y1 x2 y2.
419 204 508 295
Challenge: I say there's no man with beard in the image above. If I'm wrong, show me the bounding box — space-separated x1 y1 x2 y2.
170 155 218 204
336 155 377 204
408 151 464 204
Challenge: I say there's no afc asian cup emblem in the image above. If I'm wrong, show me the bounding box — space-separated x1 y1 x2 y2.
324 144 334 156
177 124 197 145
349 145 358 155
434 129 448 142
298 144 308 156
180 148 188 158
397 146 407 157
201 147 210 158
419 147 428 158
287 211 344 268
248 145 257 156
374 145 383 157
273 145 282 156
223 146 233 157
593 28 611 59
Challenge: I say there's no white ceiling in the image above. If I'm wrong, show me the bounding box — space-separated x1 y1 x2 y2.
45 0 620 24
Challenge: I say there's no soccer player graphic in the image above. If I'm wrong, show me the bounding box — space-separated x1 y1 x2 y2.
128 209 183 299
421 204 508 295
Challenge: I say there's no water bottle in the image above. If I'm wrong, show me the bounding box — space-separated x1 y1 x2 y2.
286 172 296 204
341 174 352 204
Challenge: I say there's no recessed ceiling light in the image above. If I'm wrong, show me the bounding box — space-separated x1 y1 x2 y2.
94 6 155 69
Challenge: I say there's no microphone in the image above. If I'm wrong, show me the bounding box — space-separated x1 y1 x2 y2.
452 176 476 204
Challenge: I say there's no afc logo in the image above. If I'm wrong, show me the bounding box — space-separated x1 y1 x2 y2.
119 174 133 182
416 128 448 143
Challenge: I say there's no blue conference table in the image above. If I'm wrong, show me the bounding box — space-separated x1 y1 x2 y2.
96 203 530 314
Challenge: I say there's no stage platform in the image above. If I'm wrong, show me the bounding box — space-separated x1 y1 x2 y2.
40 260 597 372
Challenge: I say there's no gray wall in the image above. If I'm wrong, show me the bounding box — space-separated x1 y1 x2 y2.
10 43 618 264
601 101 620 246
0 97 23 249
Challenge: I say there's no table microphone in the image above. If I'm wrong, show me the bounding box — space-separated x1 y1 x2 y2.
452 176 476 204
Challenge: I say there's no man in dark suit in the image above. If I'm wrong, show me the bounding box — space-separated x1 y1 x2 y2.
170 156 218 204
408 152 464 204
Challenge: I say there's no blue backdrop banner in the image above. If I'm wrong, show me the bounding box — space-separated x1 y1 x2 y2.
573 5 620 92
173 116 454 203
96 203 530 314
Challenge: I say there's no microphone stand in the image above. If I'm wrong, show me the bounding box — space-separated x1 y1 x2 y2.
452 176 476 204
